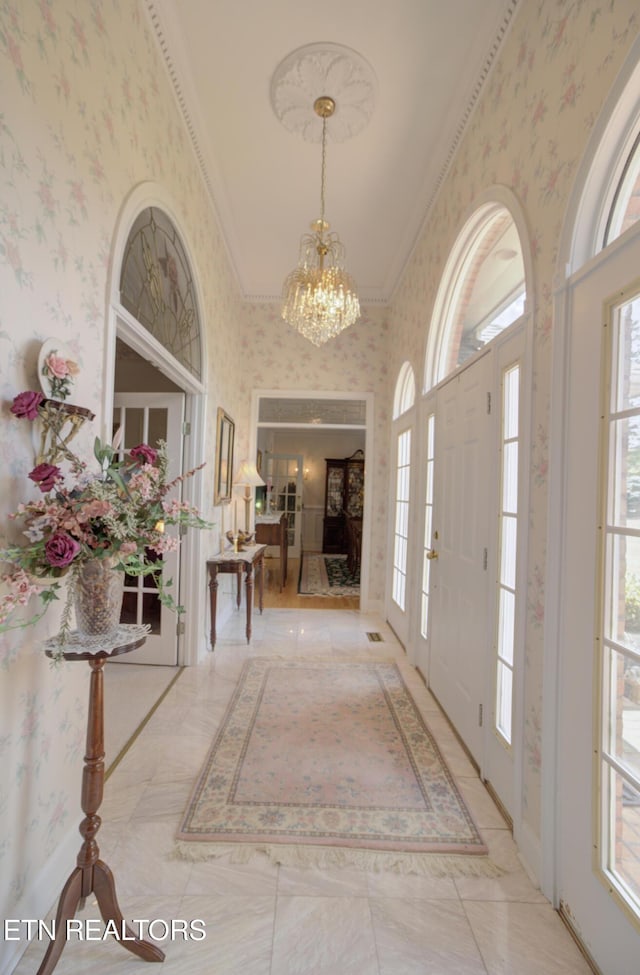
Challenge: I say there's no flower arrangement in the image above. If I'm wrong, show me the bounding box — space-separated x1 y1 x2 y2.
42 349 79 401
1 390 210 642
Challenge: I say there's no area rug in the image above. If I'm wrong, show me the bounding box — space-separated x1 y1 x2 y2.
298 553 360 596
176 658 494 876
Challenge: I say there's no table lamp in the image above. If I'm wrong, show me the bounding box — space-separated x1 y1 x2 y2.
234 460 265 532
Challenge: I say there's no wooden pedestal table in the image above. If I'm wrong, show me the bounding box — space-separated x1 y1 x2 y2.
36 624 164 974
207 544 266 649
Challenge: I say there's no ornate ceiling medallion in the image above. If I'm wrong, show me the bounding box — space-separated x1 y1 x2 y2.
270 42 377 143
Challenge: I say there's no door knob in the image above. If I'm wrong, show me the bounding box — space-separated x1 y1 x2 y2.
426 548 439 560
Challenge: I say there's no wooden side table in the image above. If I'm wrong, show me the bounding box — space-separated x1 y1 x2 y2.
255 512 288 591
207 544 266 650
36 625 164 974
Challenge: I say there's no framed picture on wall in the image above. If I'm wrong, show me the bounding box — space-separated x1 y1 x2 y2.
214 407 235 504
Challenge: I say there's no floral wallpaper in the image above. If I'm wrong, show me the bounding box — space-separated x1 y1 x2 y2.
0 0 639 964
389 0 639 833
0 0 245 951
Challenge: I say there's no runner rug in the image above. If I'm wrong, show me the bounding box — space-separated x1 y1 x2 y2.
176 658 495 876
298 553 360 596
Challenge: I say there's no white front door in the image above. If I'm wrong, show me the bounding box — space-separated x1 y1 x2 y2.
556 227 640 972
112 393 185 665
428 352 493 766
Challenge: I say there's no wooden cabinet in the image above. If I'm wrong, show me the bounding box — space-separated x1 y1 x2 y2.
322 450 364 553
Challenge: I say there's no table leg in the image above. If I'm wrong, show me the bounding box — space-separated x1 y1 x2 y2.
236 567 242 609
244 564 254 644
35 658 163 974
93 861 164 961
208 564 219 650
258 554 264 615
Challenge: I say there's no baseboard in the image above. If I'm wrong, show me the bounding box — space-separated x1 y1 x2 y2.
558 903 603 975
0 822 79 975
514 818 542 889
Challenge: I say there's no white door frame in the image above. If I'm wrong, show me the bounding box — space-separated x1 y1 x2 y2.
104 183 209 667
543 38 640 905
105 312 207 667
251 389 374 610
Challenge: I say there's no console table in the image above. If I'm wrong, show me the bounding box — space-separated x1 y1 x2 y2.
255 512 288 591
36 625 163 974
207 544 266 650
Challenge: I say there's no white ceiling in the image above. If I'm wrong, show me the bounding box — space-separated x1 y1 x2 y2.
146 0 519 305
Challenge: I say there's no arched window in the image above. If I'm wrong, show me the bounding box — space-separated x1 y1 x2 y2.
554 45 640 951
603 128 640 247
119 207 202 380
425 200 526 391
393 361 416 418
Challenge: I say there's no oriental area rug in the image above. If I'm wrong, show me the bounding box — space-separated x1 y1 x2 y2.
176 658 495 876
298 553 360 596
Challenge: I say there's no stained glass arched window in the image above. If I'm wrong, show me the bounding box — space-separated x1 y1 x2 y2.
119 207 202 380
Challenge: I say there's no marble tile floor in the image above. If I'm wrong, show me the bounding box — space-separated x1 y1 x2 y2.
13 609 593 975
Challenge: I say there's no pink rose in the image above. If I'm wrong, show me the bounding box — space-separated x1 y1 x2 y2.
11 390 44 420
130 444 158 465
28 463 62 492
45 533 81 567
119 541 138 555
45 353 70 379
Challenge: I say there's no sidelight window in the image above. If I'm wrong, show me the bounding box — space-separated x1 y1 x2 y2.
599 289 640 917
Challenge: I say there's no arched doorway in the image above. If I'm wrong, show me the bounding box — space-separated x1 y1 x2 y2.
105 187 208 667
548 41 640 971
419 189 532 823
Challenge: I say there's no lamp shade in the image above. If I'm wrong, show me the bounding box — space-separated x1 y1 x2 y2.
234 460 265 488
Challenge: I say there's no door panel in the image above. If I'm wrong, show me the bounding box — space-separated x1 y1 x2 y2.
268 454 303 557
429 353 492 766
557 229 640 972
112 393 185 665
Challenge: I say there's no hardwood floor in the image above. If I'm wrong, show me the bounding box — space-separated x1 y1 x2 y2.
261 554 360 610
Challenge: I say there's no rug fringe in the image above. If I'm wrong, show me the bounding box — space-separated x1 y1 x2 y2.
173 841 502 878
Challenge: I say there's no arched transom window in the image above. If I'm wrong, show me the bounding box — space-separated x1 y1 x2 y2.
603 128 640 248
393 361 416 419
425 202 525 391
119 207 202 380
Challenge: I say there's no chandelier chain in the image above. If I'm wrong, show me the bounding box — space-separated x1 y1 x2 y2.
320 115 327 228
281 95 360 346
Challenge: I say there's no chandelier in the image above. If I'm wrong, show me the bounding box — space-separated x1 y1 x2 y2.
281 96 360 347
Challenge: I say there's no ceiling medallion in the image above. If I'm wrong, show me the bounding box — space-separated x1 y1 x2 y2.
270 42 377 143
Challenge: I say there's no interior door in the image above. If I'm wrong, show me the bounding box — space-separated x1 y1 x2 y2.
556 228 640 972
428 352 493 766
112 393 185 665
269 454 303 557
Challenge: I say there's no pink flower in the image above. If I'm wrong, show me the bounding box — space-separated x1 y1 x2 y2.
44 533 81 567
4 568 40 605
119 541 138 555
28 463 62 493
130 444 158 465
11 390 44 420
45 353 70 379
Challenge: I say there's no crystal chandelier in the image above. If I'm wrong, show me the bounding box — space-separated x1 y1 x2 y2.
281 96 360 347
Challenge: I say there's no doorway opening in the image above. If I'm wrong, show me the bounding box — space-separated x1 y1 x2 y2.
252 391 372 610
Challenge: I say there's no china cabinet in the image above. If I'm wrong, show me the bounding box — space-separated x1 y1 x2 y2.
322 450 364 553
